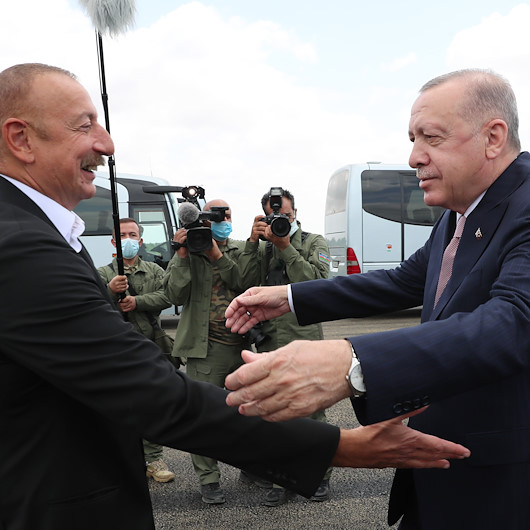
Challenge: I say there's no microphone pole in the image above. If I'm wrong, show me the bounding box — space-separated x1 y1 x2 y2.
95 31 124 281
79 0 137 295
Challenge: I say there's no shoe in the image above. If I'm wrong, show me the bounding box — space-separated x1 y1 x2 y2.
263 487 287 507
239 470 273 489
145 459 175 483
310 479 330 502
200 483 226 504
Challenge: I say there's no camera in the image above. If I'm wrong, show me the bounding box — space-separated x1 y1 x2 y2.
176 202 228 253
260 187 291 238
244 322 269 349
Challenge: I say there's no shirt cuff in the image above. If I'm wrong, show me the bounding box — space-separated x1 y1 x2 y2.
287 284 296 316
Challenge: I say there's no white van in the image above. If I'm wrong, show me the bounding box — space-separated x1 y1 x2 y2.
325 163 444 277
73 172 191 269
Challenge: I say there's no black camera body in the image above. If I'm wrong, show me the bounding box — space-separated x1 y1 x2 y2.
176 203 228 253
186 206 228 253
260 187 291 238
244 322 269 349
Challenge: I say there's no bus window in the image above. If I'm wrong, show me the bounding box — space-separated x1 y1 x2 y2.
361 169 402 222
402 173 444 225
361 170 443 226
325 169 349 215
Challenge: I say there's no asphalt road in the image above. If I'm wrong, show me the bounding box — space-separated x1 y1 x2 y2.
154 309 421 529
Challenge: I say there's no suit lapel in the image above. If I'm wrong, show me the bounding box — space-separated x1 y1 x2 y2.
0 177 110 300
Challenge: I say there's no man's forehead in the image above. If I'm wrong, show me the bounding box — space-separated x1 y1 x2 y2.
120 222 140 232
205 201 230 210
409 89 459 133
32 73 97 117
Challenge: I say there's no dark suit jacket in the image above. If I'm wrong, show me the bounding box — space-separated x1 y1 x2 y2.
0 177 339 530
292 152 530 529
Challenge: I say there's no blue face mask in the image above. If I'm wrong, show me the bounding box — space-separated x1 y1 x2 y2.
289 219 299 238
211 221 232 241
121 238 140 259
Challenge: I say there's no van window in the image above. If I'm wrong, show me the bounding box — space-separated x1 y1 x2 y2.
325 169 349 215
130 205 174 268
361 170 443 226
74 186 113 235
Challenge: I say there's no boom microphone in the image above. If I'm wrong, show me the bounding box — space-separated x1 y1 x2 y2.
79 0 136 37
178 202 201 226
78 0 137 296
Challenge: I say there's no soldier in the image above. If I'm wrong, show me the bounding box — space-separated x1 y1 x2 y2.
164 200 251 504
238 188 333 506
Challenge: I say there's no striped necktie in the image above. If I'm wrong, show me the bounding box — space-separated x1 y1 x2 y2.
434 215 466 308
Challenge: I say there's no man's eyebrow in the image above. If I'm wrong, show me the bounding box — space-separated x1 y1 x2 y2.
74 111 98 123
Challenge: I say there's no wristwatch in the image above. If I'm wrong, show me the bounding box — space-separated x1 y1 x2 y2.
171 240 184 250
345 340 366 397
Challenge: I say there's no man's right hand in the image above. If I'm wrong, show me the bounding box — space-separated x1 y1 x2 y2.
249 215 268 243
225 285 291 334
173 228 188 258
108 274 128 294
332 408 471 469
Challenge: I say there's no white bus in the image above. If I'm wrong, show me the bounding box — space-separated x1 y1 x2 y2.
325 162 444 277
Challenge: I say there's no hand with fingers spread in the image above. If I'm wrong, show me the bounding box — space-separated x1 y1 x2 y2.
332 408 470 470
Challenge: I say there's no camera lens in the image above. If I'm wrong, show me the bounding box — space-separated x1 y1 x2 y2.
270 215 290 237
186 227 213 252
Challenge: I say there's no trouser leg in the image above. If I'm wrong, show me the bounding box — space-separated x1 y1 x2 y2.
143 439 163 463
186 341 244 485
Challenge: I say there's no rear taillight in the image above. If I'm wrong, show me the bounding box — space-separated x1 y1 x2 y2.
346 247 361 274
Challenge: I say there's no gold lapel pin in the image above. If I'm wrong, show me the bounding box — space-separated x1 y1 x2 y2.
475 228 482 240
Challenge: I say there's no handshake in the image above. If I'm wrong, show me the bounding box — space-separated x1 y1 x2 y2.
222 284 470 470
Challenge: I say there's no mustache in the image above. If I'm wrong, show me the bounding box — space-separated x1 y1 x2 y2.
417 168 435 180
81 155 106 171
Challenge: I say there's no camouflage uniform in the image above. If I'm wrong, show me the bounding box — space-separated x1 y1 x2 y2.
164 238 249 486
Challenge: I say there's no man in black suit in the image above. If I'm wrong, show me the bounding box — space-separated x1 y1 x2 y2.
0 63 469 530
225 69 530 529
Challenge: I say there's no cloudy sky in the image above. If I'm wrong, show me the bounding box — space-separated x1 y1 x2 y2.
3 0 530 238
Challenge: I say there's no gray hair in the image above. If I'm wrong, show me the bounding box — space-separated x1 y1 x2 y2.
421 69 520 152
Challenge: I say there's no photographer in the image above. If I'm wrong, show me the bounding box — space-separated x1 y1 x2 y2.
238 188 333 506
164 199 250 505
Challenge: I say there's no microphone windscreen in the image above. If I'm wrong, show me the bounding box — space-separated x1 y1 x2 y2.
79 0 137 37
178 202 200 225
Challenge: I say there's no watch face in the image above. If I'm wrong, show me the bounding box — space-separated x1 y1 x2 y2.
347 360 365 396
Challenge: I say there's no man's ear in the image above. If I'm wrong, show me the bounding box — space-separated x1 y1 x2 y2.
2 119 35 163
484 119 508 160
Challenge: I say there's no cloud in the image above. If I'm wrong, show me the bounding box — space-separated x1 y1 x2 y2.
381 52 418 73
445 4 530 152
0 1 440 239
74 1 393 237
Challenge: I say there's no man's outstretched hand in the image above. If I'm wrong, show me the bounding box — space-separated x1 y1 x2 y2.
225 286 291 334
332 408 470 470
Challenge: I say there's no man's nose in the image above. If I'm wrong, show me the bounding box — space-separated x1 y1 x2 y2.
409 140 429 169
93 123 115 155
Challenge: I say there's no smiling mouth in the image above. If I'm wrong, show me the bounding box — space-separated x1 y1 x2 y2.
81 156 106 173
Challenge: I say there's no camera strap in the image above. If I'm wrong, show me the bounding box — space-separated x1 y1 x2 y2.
264 231 309 286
